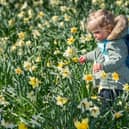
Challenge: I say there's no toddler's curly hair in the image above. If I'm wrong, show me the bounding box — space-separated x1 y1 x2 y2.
86 9 115 32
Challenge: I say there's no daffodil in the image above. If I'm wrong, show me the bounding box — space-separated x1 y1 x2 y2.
18 32 26 40
64 14 71 21
74 118 89 129
18 122 28 129
85 33 92 41
56 96 68 106
90 106 100 118
57 61 65 70
51 15 59 22
15 40 25 47
63 46 77 57
31 65 37 71
123 83 129 91
47 60 52 67
91 95 98 100
77 98 93 110
114 111 123 119
23 61 32 71
54 49 60 55
67 37 75 45
72 57 79 63
35 56 41 62
8 19 15 26
116 0 123 6
101 71 107 79
71 27 77 33
60 67 71 78
112 72 119 82
29 77 40 88
32 29 41 39
15 67 23 75
83 74 93 82
37 11 44 18
0 95 9 105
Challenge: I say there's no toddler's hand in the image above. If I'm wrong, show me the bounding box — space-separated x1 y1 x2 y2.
93 63 102 72
79 56 86 64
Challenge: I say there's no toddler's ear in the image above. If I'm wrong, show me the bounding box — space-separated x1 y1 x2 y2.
107 15 128 40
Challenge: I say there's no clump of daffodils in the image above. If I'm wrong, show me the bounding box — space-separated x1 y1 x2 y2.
77 98 100 118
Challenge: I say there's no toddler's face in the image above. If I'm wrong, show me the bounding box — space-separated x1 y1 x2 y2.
92 28 110 41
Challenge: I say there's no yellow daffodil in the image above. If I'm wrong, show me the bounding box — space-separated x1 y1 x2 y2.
91 95 98 100
54 49 60 55
123 83 129 91
18 122 28 129
35 56 41 62
32 29 41 38
8 19 15 26
116 0 123 6
31 65 37 71
56 96 68 106
74 118 89 129
57 61 65 70
0 95 9 105
101 71 107 79
18 32 26 40
67 37 75 45
23 61 32 71
24 17 30 24
29 77 40 88
37 11 44 18
10 45 17 51
15 67 23 75
83 74 93 82
72 57 79 63
63 46 77 57
47 60 52 67
114 111 123 119
51 15 59 22
112 72 119 82
64 14 71 21
15 40 25 47
85 33 92 41
71 27 77 33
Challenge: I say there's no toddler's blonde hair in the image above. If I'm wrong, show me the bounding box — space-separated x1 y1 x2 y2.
86 9 115 32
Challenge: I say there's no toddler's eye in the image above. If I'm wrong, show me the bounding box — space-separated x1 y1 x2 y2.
94 31 100 34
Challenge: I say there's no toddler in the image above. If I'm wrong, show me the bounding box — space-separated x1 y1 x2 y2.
79 9 129 103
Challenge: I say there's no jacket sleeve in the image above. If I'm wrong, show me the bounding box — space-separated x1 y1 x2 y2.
103 40 128 72
83 50 95 62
